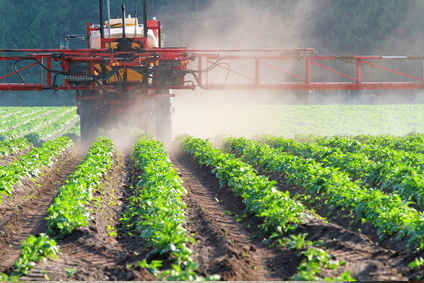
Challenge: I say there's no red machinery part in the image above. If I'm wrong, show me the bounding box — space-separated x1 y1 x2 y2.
0 49 423 91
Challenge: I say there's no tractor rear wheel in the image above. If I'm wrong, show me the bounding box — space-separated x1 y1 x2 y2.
78 91 102 145
155 96 172 143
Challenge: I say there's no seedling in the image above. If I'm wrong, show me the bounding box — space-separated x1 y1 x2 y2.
65 267 75 276
408 257 424 269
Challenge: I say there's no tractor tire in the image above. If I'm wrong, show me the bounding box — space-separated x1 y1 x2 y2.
78 91 102 146
155 96 172 143
138 96 155 134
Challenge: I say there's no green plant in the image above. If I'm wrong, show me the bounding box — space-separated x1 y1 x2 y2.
124 137 217 280
292 247 353 281
280 233 313 250
228 137 424 249
65 267 75 276
46 137 114 236
0 136 73 202
107 225 117 237
408 257 424 269
181 136 306 237
3 234 60 279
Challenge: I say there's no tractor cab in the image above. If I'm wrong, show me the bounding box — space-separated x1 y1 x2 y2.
89 16 160 50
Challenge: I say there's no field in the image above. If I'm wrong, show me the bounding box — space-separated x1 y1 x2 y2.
0 105 424 281
173 104 424 138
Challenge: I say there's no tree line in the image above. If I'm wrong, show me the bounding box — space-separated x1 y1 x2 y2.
0 0 422 54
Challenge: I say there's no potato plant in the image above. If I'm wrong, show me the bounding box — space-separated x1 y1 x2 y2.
0 136 73 202
267 136 424 208
182 137 356 280
0 234 60 280
123 137 217 281
181 136 306 236
46 137 114 236
227 137 424 250
0 138 32 158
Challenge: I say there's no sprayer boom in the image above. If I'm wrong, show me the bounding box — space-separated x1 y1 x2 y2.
0 48 423 92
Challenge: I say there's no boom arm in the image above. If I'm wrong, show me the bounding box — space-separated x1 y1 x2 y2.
0 49 423 92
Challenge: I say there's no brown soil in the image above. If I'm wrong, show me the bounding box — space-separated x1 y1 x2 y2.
0 146 423 281
0 147 32 167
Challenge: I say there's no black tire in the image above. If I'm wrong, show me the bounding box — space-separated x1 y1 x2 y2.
138 96 155 134
78 91 102 146
155 95 172 143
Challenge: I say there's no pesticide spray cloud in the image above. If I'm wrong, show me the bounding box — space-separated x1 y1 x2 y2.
160 0 315 49
155 0 424 140
155 0 320 140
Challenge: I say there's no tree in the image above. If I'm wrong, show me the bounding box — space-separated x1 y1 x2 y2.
308 0 416 54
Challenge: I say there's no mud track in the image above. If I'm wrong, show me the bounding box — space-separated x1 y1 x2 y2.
0 146 422 281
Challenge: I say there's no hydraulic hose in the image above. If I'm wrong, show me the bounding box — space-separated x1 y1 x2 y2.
13 57 68 84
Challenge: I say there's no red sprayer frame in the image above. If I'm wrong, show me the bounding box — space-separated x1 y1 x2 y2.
0 48 423 92
195 52 424 90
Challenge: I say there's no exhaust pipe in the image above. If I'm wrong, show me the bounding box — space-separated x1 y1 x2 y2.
99 0 104 39
106 0 111 38
121 4 126 38
143 0 148 38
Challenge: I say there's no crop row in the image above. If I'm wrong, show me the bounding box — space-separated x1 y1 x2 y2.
2 137 112 280
123 137 215 281
0 108 59 139
265 136 424 208
322 133 424 154
0 107 29 118
0 136 73 202
181 136 306 236
46 137 114 236
181 137 354 280
226 137 424 249
30 108 77 142
174 105 424 138
0 108 47 131
1 234 60 281
0 138 31 159
0 107 77 141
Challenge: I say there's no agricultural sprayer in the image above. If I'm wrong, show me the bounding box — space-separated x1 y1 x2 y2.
0 0 423 142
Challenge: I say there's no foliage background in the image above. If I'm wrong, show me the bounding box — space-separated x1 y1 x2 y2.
0 0 422 53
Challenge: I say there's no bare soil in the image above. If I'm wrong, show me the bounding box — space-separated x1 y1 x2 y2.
0 146 423 281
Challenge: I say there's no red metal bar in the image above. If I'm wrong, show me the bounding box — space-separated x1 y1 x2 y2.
357 59 362 84
0 49 423 92
255 59 260 84
259 60 306 82
204 82 424 90
0 84 46 91
306 59 312 84
47 57 52 86
310 60 357 82
361 60 424 82
197 56 203 85
206 59 255 82
0 62 38 80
